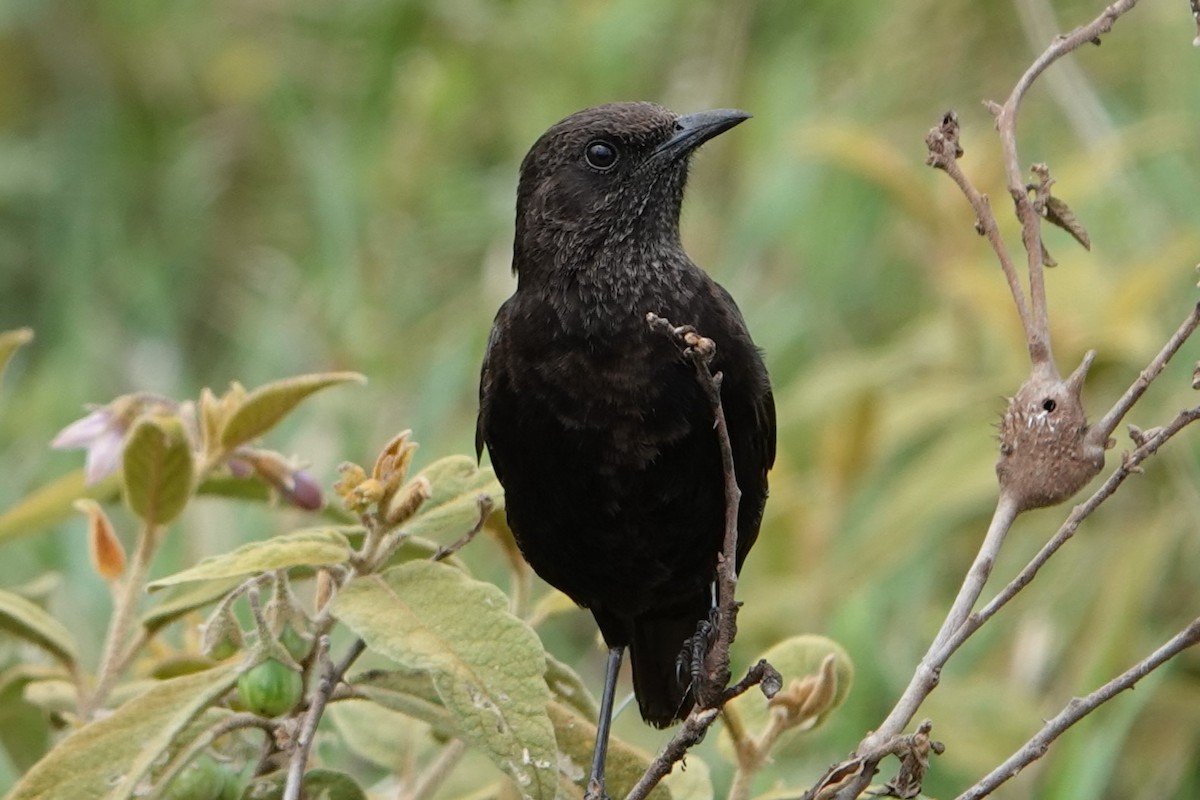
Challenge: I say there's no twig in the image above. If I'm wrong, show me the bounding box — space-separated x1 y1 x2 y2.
625 708 719 800
283 636 366 800
645 311 742 704
432 495 495 562
860 496 1021 753
925 113 1034 347
956 617 1200 799
946 404 1200 653
1090 301 1200 443
403 738 469 800
992 0 1140 368
629 313 775 800
153 712 276 794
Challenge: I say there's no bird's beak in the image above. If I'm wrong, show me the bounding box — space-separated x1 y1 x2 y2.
653 108 751 162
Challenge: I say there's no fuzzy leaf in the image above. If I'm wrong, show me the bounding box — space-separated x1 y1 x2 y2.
350 668 457 737
329 698 434 773
0 665 54 772
399 456 505 543
0 588 77 668
8 664 240 800
122 416 194 526
0 327 34 387
219 372 365 449
240 768 367 800
0 469 121 544
544 654 598 721
546 701 672 799
1043 194 1091 251
334 561 557 800
147 528 353 590
140 576 245 633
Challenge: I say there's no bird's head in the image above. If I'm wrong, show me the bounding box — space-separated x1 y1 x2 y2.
512 101 750 281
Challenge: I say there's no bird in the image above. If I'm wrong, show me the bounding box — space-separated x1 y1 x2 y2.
476 101 775 796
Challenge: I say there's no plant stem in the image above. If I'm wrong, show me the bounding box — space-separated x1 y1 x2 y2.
82 521 160 719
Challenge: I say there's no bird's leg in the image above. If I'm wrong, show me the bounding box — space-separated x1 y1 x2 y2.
585 645 625 800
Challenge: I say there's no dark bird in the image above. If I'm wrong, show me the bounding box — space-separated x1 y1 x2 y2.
476 101 775 794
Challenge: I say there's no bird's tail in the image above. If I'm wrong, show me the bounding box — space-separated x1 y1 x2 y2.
628 608 708 728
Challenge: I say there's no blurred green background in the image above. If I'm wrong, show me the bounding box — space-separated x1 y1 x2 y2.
3 0 1200 797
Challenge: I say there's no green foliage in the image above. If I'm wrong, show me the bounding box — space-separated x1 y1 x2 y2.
7 665 241 800
0 590 77 671
147 529 354 590
4 1 1200 797
334 561 559 799
122 415 195 527
218 373 366 451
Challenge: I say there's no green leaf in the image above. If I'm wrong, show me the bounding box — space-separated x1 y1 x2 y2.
0 664 55 772
141 576 245 633
546 700 672 799
400 456 505 542
718 635 854 762
0 469 121 545
334 561 557 800
544 654 598 720
123 416 195 526
328 698 433 773
239 768 367 800
0 327 34 387
8 664 241 800
147 528 353 590
219 372 365 450
350 668 456 737
0 588 78 668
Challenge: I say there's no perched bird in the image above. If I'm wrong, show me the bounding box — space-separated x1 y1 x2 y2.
476 101 775 793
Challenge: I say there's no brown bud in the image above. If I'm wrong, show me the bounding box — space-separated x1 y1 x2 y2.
74 499 126 581
385 476 432 526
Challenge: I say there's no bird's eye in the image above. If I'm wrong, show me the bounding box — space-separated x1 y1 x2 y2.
584 140 619 171
1042 398 1057 412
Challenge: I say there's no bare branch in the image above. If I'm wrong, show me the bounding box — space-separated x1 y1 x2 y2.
1091 301 1200 444
283 636 366 800
629 313 778 800
432 495 494 562
860 496 1020 754
947 403 1200 656
956 617 1200 799
993 0 1141 368
925 112 1034 347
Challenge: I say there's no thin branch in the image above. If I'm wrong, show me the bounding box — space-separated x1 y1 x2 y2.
432 495 494 562
645 312 742 705
945 404 1200 655
860 495 1021 753
993 0 1141 368
283 636 366 800
628 313 776 800
625 708 719 800
956 617 1200 799
829 403 1200 800
925 112 1034 345
1091 301 1200 443
153 712 276 794
402 739 469 800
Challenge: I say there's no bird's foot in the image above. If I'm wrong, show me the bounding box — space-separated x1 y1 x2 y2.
675 607 720 691
584 776 610 800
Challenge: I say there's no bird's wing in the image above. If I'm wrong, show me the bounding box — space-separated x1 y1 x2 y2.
475 322 504 463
